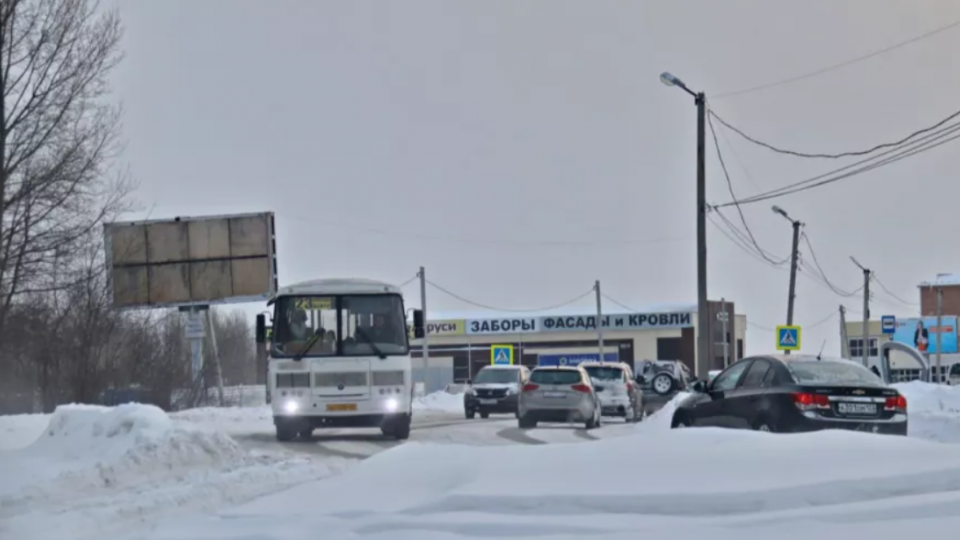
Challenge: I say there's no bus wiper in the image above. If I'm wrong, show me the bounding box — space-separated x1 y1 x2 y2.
293 331 323 362
354 326 387 359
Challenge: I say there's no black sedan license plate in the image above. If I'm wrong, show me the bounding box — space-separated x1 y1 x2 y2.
837 402 877 415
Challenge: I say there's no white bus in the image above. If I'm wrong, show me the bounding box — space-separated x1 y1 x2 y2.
255 278 424 441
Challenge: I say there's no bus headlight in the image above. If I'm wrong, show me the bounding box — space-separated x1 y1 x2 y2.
385 398 398 412
284 400 299 414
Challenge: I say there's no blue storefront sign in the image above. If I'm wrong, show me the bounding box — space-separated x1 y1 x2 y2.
892 316 958 354
538 352 618 367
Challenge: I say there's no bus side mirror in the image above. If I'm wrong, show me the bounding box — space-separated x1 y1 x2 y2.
255 314 266 344
412 309 425 338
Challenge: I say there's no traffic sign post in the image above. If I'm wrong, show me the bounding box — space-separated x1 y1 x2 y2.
491 344 514 365
776 325 801 351
881 315 896 335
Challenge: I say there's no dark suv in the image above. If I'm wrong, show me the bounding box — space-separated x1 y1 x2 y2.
464 365 531 419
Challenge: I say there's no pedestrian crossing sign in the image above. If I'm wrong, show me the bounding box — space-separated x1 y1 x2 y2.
776 325 801 351
491 344 514 365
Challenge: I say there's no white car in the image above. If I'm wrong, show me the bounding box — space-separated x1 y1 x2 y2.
579 361 644 422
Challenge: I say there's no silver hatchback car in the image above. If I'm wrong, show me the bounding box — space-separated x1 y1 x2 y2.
518 366 602 430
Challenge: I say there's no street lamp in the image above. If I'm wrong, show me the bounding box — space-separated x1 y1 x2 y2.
660 71 709 378
771 206 802 340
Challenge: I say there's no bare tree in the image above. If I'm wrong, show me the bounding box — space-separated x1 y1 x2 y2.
0 0 128 341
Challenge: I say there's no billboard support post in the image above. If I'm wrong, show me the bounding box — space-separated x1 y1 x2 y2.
205 308 226 405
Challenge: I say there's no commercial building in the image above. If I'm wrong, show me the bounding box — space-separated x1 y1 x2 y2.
409 300 747 391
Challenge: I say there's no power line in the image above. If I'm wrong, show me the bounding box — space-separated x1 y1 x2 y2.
707 112 789 266
747 310 836 332
713 19 960 99
800 232 862 298
710 107 960 160
711 208 789 265
287 214 687 248
714 120 960 207
398 274 419 288
707 213 786 270
425 279 594 313
871 273 919 306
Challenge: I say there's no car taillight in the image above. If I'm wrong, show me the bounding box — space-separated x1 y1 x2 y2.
793 392 830 410
884 395 907 412
522 383 539 392
571 384 591 393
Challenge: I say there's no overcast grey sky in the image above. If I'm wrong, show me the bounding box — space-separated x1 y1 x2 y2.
110 0 960 356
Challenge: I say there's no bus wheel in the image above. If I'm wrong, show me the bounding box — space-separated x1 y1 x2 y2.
276 424 296 442
386 414 411 440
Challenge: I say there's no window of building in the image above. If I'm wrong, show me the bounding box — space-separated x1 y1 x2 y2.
848 338 879 358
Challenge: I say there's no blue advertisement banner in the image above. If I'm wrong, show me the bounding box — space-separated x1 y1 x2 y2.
892 316 958 354
538 352 619 367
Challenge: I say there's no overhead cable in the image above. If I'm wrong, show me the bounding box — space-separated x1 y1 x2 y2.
710 107 960 159
871 274 919 306
713 19 960 99
708 112 790 266
425 279 594 313
714 120 960 207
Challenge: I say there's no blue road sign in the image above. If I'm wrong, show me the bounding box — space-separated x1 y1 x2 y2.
491 344 514 365
776 325 801 351
881 315 896 334
538 352 618 367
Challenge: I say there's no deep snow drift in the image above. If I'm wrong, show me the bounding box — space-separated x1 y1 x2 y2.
0 404 345 539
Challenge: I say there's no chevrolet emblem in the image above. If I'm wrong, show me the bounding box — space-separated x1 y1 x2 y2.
852 389 865 395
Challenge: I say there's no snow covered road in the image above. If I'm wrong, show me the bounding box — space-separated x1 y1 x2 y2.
3 382 960 539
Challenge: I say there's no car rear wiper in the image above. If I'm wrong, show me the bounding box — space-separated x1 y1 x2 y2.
293 330 323 362
354 326 387 359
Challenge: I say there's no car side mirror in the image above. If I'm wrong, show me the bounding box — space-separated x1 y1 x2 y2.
466 378 473 386
255 314 266 344
635 375 646 384
692 380 708 393
412 309 425 338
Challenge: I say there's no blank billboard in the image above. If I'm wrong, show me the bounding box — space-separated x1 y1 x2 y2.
104 212 278 309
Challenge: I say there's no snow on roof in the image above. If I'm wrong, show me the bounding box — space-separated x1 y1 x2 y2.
423 302 696 321
275 278 402 297
917 273 960 288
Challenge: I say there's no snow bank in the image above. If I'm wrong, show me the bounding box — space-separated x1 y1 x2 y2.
413 390 464 413
0 404 248 503
166 427 960 540
893 381 960 443
0 403 346 539
0 412 49 450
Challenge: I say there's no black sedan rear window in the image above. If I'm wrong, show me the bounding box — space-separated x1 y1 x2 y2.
787 361 880 385
530 370 582 385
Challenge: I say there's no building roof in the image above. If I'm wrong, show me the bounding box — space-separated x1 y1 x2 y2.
917 273 960 288
424 302 697 321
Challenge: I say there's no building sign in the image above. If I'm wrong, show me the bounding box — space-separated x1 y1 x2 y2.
892 316 958 354
539 312 692 332
538 352 618 367
408 319 466 339
467 317 538 335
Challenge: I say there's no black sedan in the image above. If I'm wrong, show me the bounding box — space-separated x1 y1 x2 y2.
671 354 907 435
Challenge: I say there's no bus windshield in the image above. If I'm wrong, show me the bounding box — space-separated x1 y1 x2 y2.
272 294 409 358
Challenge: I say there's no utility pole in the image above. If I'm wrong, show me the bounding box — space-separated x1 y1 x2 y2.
660 71 709 379
595 280 605 363
851 257 870 367
936 286 943 383
419 266 429 388
719 298 729 367
838 305 849 358
772 206 802 354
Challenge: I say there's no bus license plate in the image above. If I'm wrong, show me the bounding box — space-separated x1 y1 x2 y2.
837 402 876 415
326 403 357 412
